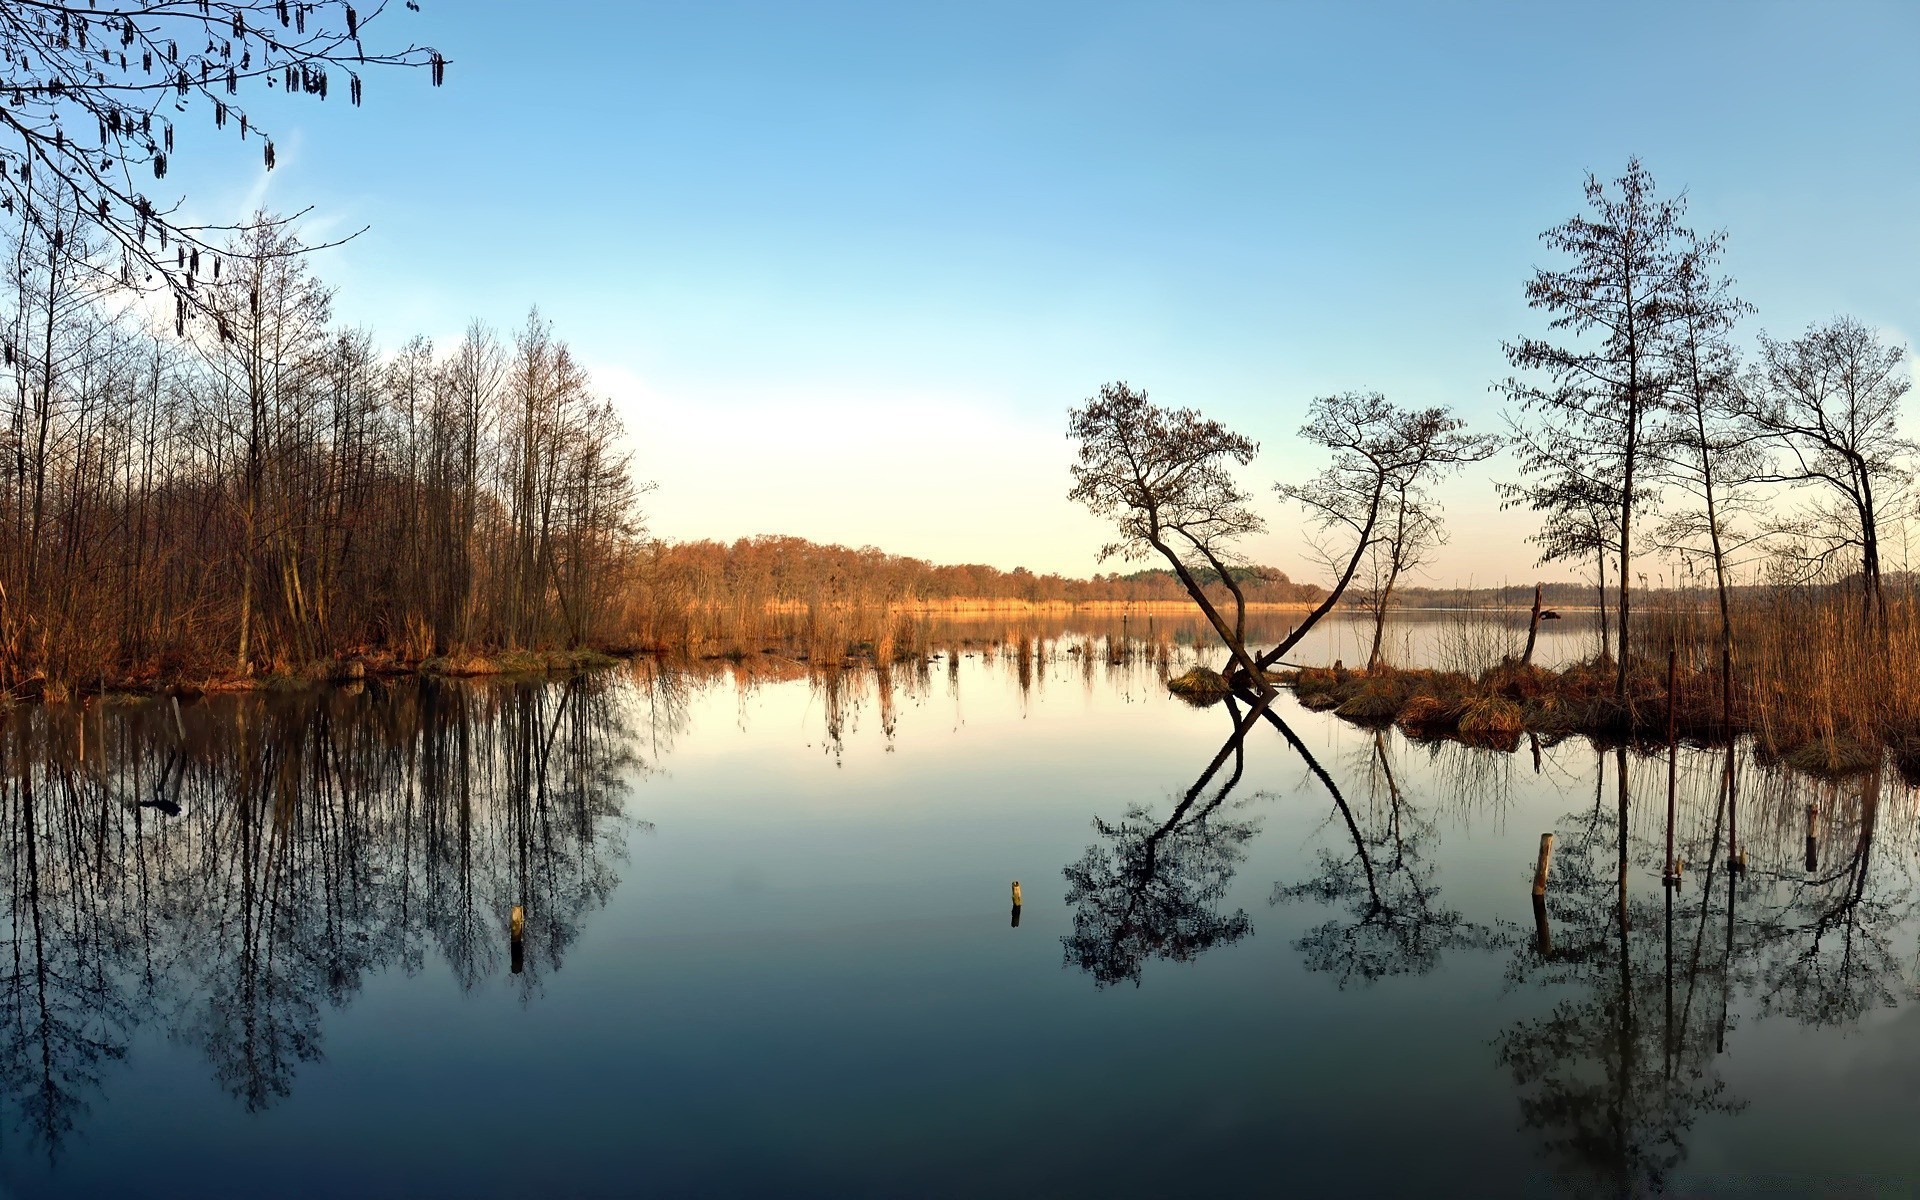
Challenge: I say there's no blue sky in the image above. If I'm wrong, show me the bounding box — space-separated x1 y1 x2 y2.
179 1 1920 584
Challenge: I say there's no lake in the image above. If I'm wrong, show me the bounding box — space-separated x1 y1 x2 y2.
0 613 1914 1197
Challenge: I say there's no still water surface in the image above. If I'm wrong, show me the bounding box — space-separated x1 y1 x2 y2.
1 614 1916 1197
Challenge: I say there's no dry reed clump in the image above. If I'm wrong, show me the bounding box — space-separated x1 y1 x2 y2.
1167 666 1231 706
1456 696 1525 749
423 649 624 677
1396 693 1454 736
1334 682 1410 724
1780 735 1884 779
1286 666 1343 709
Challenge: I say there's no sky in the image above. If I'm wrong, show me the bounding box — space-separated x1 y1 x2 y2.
169 1 1920 586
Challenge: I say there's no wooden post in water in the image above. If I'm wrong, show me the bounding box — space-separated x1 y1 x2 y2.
1010 880 1023 929
1532 892 1552 958
1805 805 1819 873
1522 583 1544 667
1664 647 1680 887
171 696 186 742
510 905 525 974
1532 833 1554 898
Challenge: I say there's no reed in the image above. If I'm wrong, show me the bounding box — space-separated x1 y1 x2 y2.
1276 583 1920 776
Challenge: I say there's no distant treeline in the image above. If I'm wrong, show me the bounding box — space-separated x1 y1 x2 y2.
626 536 1324 653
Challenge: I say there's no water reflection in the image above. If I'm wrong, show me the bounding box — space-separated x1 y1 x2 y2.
1271 730 1496 986
0 673 652 1155
2 632 1919 1193
1060 697 1267 987
1061 680 1920 1192
1494 745 1744 1194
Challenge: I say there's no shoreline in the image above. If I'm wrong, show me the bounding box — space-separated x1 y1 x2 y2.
1268 663 1912 780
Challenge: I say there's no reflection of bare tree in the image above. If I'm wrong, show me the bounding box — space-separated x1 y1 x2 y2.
1061 698 1267 987
1495 745 1744 1195
0 671 655 1152
0 727 138 1156
1273 732 1496 986
1743 768 1916 1029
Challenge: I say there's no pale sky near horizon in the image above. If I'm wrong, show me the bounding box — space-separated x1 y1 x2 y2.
169 1 1920 586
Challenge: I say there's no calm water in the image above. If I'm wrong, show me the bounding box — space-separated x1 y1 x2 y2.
1 614 1915 1197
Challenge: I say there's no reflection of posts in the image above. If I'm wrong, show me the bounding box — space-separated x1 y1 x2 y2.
511 905 526 975
1805 805 1819 873
1011 881 1023 929
1532 833 1555 956
1664 649 1682 888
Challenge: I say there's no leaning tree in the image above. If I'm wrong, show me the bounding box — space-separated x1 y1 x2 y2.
1067 381 1273 692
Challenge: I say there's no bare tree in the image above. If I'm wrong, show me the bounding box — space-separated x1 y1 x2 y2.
0 1 444 316
1067 382 1273 691
1498 419 1625 663
1739 316 1913 625
0 206 650 695
1500 157 1690 702
1651 229 1757 729
1354 478 1446 671
1258 392 1493 674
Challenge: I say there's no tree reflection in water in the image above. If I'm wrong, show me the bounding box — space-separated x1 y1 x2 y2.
1491 741 1920 1193
1063 693 1920 1192
1493 744 1744 1195
0 669 664 1155
1060 696 1269 987
1272 729 1496 986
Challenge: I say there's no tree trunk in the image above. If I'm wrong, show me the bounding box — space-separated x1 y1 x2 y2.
1522 582 1543 668
1596 547 1610 664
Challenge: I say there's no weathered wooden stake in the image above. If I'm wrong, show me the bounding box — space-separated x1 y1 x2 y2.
1805 804 1819 873
171 695 186 741
1010 880 1023 928
1532 892 1553 958
510 905 525 974
1521 583 1544 667
1532 833 1554 898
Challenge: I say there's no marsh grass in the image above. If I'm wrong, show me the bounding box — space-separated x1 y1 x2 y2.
1275 585 1920 775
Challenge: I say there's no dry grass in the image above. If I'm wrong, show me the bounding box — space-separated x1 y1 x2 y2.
1266 585 1920 776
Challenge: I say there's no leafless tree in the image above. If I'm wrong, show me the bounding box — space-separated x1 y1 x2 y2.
1353 478 1446 671
1739 316 1914 626
1067 381 1273 692
1258 391 1493 674
1499 157 1691 702
0 1 444 319
1651 229 1758 728
1498 419 1625 663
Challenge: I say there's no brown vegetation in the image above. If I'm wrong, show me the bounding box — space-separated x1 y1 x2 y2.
0 215 642 700
621 534 1317 664
1275 586 1920 775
